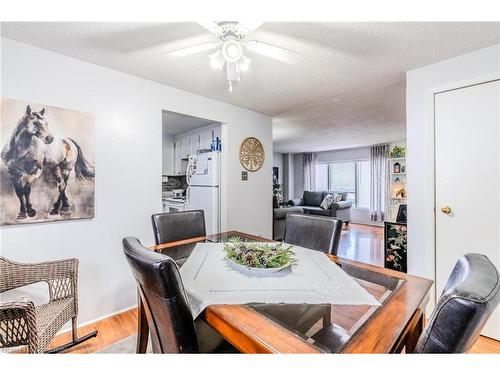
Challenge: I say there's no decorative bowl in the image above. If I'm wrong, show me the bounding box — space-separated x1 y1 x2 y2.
223 238 295 276
226 257 292 275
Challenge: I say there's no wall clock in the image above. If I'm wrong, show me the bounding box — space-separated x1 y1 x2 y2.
239 137 265 172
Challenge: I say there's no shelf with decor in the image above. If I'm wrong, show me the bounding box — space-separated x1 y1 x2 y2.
387 146 407 222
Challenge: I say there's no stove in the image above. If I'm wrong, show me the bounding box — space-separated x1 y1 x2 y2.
162 197 187 212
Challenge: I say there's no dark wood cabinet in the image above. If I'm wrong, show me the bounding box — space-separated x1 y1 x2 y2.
384 221 408 273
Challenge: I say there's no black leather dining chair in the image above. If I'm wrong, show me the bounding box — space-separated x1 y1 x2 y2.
414 253 500 353
122 236 236 353
152 210 206 244
309 253 500 353
283 213 343 255
151 210 206 266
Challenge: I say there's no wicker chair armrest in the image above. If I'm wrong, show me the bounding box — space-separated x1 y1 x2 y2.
45 258 79 302
0 300 39 353
1 257 78 301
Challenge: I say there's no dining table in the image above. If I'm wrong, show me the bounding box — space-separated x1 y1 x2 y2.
146 230 433 354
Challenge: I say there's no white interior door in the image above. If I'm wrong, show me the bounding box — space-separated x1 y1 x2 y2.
435 79 500 340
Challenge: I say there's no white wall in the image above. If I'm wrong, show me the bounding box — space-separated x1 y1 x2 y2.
406 44 500 283
0 38 272 325
272 152 283 184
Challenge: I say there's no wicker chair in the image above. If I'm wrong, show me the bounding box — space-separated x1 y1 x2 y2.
0 256 97 353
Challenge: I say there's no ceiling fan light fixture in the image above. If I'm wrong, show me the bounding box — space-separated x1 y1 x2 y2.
226 61 239 82
209 50 225 70
222 40 242 63
165 21 299 92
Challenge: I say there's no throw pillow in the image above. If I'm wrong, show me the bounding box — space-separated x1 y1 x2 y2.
333 193 343 203
320 194 335 210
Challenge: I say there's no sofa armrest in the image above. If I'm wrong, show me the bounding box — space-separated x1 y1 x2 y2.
288 198 304 206
332 200 353 211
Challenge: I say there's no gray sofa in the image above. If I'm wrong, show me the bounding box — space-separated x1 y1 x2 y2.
288 191 353 225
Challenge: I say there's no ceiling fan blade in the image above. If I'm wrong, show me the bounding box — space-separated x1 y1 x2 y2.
244 41 300 64
239 21 264 34
197 22 221 34
162 42 220 57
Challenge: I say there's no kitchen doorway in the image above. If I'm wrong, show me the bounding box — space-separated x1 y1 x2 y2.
161 110 223 234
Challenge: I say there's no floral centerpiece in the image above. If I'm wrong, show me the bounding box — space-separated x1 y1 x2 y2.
223 237 295 272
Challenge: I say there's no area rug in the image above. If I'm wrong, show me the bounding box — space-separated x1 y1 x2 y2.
97 334 152 354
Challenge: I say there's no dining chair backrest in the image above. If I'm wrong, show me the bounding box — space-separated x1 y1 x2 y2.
122 237 199 353
283 213 343 255
414 253 500 353
151 210 206 245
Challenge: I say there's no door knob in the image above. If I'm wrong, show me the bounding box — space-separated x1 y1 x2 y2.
440 206 452 214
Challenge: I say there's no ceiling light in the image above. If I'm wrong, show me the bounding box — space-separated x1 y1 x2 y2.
222 40 242 63
226 61 239 82
165 21 299 92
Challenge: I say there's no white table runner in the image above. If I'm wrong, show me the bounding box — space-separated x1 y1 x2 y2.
180 242 380 318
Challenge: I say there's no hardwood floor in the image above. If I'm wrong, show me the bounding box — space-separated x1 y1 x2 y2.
49 308 138 354
338 223 385 267
51 224 498 354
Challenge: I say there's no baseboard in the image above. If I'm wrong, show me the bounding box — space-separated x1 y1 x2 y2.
350 220 384 227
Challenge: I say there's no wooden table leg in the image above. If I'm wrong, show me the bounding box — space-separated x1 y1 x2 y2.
405 312 424 353
136 291 149 353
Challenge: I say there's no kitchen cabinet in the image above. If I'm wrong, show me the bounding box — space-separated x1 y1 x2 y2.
175 125 221 164
189 134 199 156
199 130 213 150
162 140 175 175
180 136 190 159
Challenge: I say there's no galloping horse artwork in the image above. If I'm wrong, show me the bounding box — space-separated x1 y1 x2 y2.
1 99 95 225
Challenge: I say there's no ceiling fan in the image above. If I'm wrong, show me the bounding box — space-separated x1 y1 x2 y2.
162 21 300 92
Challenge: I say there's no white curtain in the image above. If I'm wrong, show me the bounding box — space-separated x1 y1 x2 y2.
303 153 317 191
370 145 389 222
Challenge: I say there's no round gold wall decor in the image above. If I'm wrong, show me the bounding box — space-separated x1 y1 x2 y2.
239 137 265 172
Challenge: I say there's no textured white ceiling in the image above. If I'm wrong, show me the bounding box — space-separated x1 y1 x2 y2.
162 110 217 138
2 22 500 152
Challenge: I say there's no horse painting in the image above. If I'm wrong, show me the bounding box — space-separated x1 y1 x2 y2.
1 101 95 224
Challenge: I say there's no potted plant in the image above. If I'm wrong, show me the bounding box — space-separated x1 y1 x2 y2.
273 183 283 204
389 145 406 159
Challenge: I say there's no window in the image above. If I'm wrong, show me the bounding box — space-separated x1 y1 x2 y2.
330 162 356 203
315 163 329 191
314 159 371 209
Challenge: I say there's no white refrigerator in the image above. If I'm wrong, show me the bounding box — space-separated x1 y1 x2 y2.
186 151 220 235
